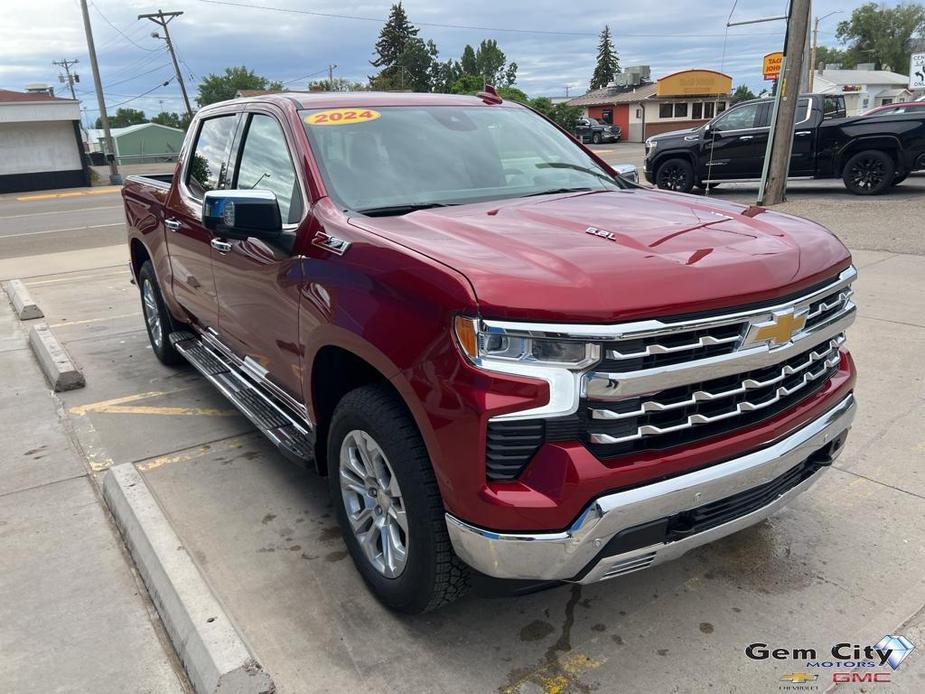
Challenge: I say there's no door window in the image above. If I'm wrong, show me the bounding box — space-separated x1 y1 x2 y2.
234 114 303 224
712 102 761 131
186 115 237 198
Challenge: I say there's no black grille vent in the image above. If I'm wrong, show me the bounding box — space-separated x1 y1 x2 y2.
485 420 544 481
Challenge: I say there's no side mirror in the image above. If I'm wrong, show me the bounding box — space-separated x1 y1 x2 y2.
202 189 282 240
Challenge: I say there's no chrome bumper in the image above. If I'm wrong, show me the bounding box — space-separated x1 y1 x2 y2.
446 393 855 583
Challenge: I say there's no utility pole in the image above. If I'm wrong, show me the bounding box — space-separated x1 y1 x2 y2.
757 0 812 206
78 0 121 184
53 58 80 101
139 10 193 119
328 64 337 88
810 11 842 91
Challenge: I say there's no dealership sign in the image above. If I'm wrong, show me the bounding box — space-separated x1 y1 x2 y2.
763 52 783 81
911 52 925 90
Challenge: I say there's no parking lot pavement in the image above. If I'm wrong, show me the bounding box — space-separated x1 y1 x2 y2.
11 191 922 692
591 143 925 256
0 296 188 693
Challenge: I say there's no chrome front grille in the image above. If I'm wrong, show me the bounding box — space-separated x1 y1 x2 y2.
586 335 844 452
483 267 856 478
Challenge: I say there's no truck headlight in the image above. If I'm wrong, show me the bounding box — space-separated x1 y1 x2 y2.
454 316 600 418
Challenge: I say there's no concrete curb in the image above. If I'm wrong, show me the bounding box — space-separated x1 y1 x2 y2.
103 464 275 694
3 279 43 320
28 323 85 391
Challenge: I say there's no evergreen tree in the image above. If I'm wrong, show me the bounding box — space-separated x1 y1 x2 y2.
460 45 478 75
371 3 419 69
589 25 620 90
370 3 436 91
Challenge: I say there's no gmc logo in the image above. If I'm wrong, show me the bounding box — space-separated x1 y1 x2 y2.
833 672 891 683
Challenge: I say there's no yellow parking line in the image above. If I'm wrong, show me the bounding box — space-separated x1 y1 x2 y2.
70 390 237 418
50 312 141 327
137 436 251 471
15 186 121 201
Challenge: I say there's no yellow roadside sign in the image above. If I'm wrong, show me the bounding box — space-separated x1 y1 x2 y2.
763 52 783 80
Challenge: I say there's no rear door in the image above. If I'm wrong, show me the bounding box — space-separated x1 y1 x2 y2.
210 107 307 402
789 98 815 176
165 112 240 329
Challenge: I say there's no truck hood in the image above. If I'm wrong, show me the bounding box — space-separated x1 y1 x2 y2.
348 189 851 322
648 127 698 142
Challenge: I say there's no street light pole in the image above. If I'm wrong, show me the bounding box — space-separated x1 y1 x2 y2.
810 11 842 91
78 0 121 185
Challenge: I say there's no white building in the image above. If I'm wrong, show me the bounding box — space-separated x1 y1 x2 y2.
0 89 88 193
811 68 913 116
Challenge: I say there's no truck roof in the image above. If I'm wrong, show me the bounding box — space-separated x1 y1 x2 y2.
231 91 520 110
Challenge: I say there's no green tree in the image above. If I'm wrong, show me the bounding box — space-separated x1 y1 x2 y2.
460 44 478 75
813 45 849 69
95 107 146 129
308 77 367 92
835 2 925 71
449 74 485 94
431 58 462 93
731 85 757 103
589 25 620 90
196 66 283 106
150 111 192 130
370 4 436 91
474 39 517 87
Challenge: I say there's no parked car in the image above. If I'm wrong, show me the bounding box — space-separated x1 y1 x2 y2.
124 90 857 613
862 101 925 117
574 117 620 144
644 93 925 195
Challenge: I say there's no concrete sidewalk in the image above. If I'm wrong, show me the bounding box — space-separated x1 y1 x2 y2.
0 297 188 693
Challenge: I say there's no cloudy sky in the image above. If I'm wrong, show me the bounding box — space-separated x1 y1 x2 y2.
0 0 903 125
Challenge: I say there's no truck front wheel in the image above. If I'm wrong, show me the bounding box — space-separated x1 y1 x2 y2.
655 158 695 193
138 261 184 366
842 150 894 195
592 132 602 144
328 384 470 613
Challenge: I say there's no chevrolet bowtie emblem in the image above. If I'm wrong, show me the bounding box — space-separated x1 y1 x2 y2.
746 309 808 347
780 673 817 684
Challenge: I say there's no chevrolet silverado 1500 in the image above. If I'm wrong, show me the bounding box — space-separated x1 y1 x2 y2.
645 93 925 194
124 90 857 613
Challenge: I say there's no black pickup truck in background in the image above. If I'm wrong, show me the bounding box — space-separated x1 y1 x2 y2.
574 117 621 144
644 93 925 195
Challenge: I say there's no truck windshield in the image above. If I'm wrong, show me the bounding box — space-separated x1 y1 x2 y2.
300 105 624 215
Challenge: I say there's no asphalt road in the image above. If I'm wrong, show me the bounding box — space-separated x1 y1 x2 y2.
0 187 126 259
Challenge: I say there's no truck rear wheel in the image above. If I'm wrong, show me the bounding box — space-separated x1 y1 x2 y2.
138 261 184 366
328 384 470 613
655 158 694 193
592 132 602 144
842 150 894 195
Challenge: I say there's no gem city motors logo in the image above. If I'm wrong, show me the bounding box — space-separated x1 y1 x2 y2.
746 635 915 687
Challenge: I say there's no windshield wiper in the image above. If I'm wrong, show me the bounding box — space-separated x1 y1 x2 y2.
522 186 595 198
355 202 455 217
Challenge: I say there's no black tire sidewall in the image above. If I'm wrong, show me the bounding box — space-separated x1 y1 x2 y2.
138 261 183 365
327 387 449 613
843 150 894 195
592 132 602 144
657 158 695 193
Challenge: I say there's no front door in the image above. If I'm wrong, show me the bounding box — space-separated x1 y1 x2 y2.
700 101 769 179
165 113 239 329
211 110 307 402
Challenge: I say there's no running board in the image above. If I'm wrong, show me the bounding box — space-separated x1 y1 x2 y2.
169 331 315 465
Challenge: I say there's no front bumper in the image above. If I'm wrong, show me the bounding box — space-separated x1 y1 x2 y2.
446 392 855 583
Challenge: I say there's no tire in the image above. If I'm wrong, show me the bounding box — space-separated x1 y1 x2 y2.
842 150 894 195
655 158 695 193
892 172 908 186
138 261 184 366
592 132 602 144
328 384 470 613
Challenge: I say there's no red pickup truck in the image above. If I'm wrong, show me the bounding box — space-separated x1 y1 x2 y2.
123 91 857 613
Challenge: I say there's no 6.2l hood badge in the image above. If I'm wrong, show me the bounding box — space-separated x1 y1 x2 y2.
585 226 616 241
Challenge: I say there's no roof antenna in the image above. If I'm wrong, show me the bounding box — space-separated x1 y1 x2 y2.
478 84 503 104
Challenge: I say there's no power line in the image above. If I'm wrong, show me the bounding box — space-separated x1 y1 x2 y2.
197 0 779 38
84 77 175 112
91 2 160 52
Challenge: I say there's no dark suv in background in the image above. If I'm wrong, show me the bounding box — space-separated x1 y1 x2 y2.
574 117 621 144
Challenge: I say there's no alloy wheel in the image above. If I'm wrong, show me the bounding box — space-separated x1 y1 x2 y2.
848 156 886 192
339 429 409 578
142 279 163 350
658 164 688 191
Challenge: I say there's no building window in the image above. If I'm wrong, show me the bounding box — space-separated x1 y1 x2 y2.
659 103 673 118
704 102 715 119
717 101 727 113
659 102 693 119
601 107 613 124
674 102 688 118
636 108 642 119
692 102 703 119
881 97 893 106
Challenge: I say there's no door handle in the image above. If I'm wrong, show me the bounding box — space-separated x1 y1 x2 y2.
738 135 754 141
210 238 232 254
795 131 811 136
164 218 181 232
